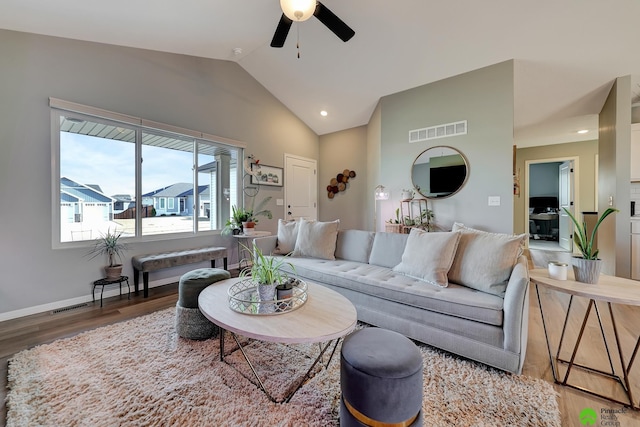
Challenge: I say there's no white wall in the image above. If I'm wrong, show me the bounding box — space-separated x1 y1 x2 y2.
0 29 318 317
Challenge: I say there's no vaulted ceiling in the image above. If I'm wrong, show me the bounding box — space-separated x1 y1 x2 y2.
1 0 639 146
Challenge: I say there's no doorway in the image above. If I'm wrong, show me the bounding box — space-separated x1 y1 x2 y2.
525 157 578 253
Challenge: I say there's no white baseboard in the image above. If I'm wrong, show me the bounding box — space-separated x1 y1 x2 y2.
0 263 239 323
0 275 180 322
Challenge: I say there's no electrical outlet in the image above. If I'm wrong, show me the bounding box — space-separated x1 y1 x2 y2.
276 198 284 206
488 196 501 206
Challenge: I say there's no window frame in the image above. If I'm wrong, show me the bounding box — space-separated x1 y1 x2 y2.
50 98 246 249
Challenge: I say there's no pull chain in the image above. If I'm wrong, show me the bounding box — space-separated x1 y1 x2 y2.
297 24 301 59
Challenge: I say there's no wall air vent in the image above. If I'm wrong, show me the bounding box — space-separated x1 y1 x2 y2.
409 120 467 143
52 303 89 314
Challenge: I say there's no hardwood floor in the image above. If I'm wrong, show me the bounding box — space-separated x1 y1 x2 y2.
2 273 640 426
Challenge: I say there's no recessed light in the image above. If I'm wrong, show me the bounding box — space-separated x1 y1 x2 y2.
320 110 328 117
577 129 589 134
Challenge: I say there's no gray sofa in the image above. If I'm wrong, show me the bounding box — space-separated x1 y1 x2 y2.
254 228 530 374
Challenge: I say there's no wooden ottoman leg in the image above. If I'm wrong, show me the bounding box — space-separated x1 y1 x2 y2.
133 268 140 295
143 272 149 298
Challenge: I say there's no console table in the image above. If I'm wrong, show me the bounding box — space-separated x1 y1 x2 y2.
530 268 640 409
233 231 271 269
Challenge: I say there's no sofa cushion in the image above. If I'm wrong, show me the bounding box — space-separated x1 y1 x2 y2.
369 232 409 268
448 223 525 296
292 219 340 260
392 229 461 287
274 219 299 255
275 257 504 326
335 230 375 263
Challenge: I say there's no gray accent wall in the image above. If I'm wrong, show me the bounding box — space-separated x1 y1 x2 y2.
318 126 368 229
0 29 318 317
378 61 515 232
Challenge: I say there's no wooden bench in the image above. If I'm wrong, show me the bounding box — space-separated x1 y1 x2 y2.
131 246 228 297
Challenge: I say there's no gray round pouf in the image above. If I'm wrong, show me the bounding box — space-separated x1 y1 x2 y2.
176 268 230 340
340 328 423 426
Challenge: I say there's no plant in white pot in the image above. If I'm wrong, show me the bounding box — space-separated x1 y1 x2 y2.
562 207 618 284
87 228 129 280
240 242 296 313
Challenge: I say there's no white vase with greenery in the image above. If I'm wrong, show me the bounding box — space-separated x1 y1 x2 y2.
240 242 295 313
562 207 618 284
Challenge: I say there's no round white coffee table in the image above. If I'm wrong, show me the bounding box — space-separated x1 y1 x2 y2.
198 277 357 402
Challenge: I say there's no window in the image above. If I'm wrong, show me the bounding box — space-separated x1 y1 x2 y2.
52 100 242 245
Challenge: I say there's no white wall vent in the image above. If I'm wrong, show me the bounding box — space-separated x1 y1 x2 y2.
409 120 467 143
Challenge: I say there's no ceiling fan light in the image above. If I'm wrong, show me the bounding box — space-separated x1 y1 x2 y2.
280 0 316 22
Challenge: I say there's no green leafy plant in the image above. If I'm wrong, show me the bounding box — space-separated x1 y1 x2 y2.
562 207 618 260
87 228 128 266
239 241 296 285
221 197 273 236
388 208 401 224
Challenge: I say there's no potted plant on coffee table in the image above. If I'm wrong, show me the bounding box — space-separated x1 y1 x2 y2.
87 228 129 280
240 242 296 313
562 207 618 284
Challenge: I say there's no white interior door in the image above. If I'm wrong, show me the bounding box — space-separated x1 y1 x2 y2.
558 160 574 251
284 154 317 221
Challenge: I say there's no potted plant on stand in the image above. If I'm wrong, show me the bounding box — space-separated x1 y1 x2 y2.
87 228 128 280
240 241 296 313
221 196 273 236
563 207 618 284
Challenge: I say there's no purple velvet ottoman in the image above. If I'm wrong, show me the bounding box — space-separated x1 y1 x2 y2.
340 328 423 426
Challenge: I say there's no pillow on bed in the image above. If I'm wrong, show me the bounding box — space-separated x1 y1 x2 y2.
273 219 299 255
448 223 525 296
392 229 461 288
292 219 340 260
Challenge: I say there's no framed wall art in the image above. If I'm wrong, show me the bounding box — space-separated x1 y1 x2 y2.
251 163 283 187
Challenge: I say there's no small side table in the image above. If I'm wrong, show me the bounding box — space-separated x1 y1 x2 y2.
93 276 130 307
232 231 272 269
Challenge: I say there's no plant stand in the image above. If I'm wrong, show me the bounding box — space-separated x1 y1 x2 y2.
92 276 130 307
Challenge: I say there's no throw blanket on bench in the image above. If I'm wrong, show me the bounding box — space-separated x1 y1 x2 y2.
131 247 227 297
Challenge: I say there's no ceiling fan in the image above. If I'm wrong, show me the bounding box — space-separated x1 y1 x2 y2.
270 0 355 48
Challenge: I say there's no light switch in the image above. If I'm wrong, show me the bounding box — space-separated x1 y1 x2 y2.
276 198 284 206
488 196 501 206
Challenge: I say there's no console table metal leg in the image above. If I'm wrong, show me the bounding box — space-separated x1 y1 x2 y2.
535 284 559 381
608 302 635 405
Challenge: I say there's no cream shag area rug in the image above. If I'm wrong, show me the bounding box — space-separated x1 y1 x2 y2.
6 308 560 426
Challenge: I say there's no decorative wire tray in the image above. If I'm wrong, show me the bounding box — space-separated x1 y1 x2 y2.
228 278 308 315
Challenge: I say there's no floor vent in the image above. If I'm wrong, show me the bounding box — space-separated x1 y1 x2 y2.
52 303 89 314
409 120 467 143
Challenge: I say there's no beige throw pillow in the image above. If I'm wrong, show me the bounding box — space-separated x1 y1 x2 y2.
274 219 299 254
292 219 340 260
448 223 526 296
392 229 461 288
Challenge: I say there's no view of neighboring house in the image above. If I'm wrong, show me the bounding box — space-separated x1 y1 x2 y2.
112 194 135 215
60 177 113 224
142 183 210 218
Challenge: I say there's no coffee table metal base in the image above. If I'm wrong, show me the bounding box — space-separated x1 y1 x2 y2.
219 328 341 403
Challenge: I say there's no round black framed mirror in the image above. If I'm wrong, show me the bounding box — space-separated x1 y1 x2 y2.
411 145 469 199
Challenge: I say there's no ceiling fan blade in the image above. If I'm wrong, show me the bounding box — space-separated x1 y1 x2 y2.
270 14 293 48
313 1 355 42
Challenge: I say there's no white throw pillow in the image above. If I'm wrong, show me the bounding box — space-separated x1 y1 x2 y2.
448 223 526 296
392 229 461 288
292 219 340 260
274 219 299 255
